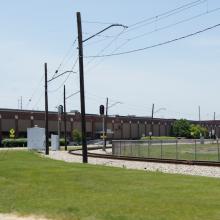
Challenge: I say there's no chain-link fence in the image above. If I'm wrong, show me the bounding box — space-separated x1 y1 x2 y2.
112 139 220 162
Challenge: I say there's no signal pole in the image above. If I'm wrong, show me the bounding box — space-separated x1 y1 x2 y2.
64 85 67 151
44 63 49 155
103 97 109 150
77 12 88 163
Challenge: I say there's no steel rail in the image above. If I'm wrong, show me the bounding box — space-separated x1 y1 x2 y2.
68 148 220 167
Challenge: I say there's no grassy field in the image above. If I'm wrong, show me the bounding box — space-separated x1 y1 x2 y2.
0 151 220 220
119 143 220 161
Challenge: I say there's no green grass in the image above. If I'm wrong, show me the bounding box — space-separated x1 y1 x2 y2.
120 143 220 162
0 151 220 220
141 136 176 140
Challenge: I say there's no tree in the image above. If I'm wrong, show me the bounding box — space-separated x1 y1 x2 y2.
172 119 191 138
72 129 82 145
190 124 208 138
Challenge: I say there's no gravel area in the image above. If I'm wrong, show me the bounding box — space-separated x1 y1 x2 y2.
46 149 220 178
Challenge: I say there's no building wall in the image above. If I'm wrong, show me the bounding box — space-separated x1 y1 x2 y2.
0 109 219 140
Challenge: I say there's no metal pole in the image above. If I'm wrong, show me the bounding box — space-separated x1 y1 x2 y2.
44 63 49 155
160 140 163 159
217 138 220 162
20 96 23 110
195 139 197 161
64 85 67 151
176 139 178 160
103 97 108 150
57 108 61 149
151 103 154 139
102 116 105 150
77 12 87 163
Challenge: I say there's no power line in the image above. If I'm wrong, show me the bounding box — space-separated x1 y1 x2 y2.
105 6 220 54
127 0 207 30
125 7 220 42
84 27 127 70
51 38 77 79
25 73 44 109
66 91 80 100
31 92 44 110
85 23 220 58
48 58 78 93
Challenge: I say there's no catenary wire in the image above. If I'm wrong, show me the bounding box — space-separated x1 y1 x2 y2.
100 6 220 55
85 23 220 58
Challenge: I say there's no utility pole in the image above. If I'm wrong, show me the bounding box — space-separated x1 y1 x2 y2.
214 112 216 121
20 96 23 110
103 97 109 151
44 63 49 155
199 106 201 122
77 12 87 163
64 85 67 151
151 103 155 119
57 106 61 149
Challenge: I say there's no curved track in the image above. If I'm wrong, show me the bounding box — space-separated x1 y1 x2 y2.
69 148 220 167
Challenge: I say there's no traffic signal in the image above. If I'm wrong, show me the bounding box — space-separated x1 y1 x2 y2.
99 105 105 115
58 105 63 114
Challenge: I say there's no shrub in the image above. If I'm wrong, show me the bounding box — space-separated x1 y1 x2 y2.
172 119 191 138
72 129 82 145
1 139 27 147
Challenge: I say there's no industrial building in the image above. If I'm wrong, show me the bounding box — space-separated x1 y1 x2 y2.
0 108 219 140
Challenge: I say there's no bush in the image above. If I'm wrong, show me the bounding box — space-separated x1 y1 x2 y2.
72 129 82 145
190 124 208 138
1 139 27 147
1 138 66 148
172 119 191 138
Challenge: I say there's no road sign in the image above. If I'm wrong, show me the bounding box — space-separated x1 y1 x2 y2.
9 128 15 138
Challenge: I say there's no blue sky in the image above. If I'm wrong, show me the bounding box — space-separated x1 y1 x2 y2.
1 0 220 120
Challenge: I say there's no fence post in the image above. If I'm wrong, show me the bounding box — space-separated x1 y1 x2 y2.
138 142 141 157
195 139 197 161
218 139 220 162
160 140 163 159
176 139 178 160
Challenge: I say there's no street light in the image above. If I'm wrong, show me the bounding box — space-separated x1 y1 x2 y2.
44 68 76 155
48 70 76 83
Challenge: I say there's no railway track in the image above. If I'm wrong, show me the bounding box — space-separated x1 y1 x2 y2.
69 148 220 167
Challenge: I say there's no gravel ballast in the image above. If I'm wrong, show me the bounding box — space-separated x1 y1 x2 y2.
46 149 220 178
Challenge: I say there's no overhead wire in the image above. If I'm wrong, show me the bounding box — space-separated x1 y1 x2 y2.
48 58 78 93
85 22 220 58
25 73 44 109
98 6 220 56
125 0 207 33
51 38 77 79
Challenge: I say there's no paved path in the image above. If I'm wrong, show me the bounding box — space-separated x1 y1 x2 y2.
0 214 48 220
